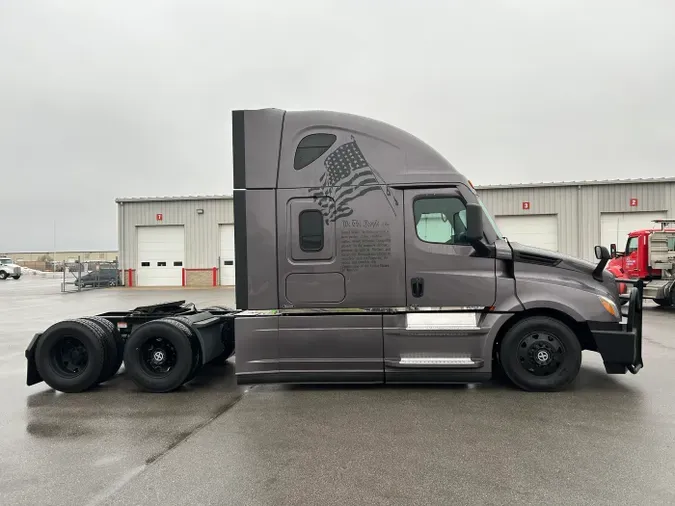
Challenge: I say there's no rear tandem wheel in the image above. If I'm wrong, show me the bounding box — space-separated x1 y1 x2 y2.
34 318 110 393
123 318 197 393
82 316 124 381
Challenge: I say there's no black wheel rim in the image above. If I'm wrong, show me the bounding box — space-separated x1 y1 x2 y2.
139 337 178 377
517 331 566 376
50 336 89 377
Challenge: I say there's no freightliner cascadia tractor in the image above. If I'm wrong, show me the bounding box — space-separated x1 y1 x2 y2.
25 108 644 394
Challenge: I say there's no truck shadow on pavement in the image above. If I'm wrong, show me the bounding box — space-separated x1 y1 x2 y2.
23 360 640 442
25 361 239 410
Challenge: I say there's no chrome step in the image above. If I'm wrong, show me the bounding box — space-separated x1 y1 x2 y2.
386 356 484 369
405 312 480 331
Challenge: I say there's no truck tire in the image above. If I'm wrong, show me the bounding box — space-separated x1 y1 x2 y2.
655 288 675 308
12 274 21 280
0 272 7 280
219 339 235 362
82 316 124 381
218 322 235 362
498 316 582 392
164 317 202 383
34 319 109 393
123 319 195 392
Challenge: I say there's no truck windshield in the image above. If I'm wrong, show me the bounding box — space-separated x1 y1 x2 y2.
0 258 12 265
475 195 503 238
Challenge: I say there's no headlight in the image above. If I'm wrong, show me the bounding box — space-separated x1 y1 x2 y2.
598 295 619 318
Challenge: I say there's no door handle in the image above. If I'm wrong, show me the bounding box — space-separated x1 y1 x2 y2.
411 277 424 298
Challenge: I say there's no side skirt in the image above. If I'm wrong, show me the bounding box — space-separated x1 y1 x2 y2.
236 371 383 385
236 370 492 385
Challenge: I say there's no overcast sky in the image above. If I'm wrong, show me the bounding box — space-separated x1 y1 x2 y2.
1 0 674 252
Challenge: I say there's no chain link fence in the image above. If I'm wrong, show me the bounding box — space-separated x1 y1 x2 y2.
61 256 121 293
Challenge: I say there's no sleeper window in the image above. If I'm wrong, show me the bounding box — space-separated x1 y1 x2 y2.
413 196 470 245
299 210 324 252
294 133 337 170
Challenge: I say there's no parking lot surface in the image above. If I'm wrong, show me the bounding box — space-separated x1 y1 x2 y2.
1 276 674 505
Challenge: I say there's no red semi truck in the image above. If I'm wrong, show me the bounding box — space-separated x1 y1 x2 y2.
607 219 675 307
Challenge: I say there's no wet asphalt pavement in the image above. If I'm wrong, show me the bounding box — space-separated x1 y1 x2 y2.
1 276 674 505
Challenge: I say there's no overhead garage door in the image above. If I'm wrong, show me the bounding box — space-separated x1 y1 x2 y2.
137 226 185 287
495 215 559 251
600 211 667 250
219 224 235 286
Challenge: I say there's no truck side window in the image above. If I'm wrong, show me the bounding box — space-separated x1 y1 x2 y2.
294 133 337 170
299 210 324 252
413 196 469 245
626 237 638 254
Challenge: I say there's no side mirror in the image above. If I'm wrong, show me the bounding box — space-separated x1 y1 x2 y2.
610 243 617 257
465 203 489 256
466 203 484 242
592 244 610 281
595 245 610 261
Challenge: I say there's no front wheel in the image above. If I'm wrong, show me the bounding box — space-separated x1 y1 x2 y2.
0 272 7 280
498 316 582 392
655 289 675 308
12 275 21 280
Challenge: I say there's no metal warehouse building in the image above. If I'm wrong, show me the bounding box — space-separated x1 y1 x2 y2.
116 195 234 287
478 177 675 261
116 177 675 287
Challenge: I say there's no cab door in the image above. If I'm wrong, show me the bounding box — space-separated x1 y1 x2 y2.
403 188 497 308
623 235 640 278
382 188 497 381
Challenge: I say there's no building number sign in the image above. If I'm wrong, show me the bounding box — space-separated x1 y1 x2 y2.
522 201 531 210
156 213 163 221
630 198 638 207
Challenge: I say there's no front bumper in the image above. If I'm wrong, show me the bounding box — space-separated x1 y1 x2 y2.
589 279 644 375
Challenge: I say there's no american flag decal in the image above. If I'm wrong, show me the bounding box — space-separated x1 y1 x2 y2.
309 136 399 223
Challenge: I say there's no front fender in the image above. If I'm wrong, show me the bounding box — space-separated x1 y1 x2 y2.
515 276 619 323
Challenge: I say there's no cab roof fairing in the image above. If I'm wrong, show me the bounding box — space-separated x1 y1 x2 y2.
232 108 470 191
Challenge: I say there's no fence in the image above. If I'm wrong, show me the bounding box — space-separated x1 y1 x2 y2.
60 256 122 293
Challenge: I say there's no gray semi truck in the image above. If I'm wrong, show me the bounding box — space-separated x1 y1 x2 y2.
24 108 644 394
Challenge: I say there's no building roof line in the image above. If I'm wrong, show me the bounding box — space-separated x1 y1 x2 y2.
115 194 233 203
474 176 675 190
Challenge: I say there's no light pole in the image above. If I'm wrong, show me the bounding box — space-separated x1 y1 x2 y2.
53 220 56 278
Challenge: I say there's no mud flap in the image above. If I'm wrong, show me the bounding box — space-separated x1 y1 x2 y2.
25 332 43 386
